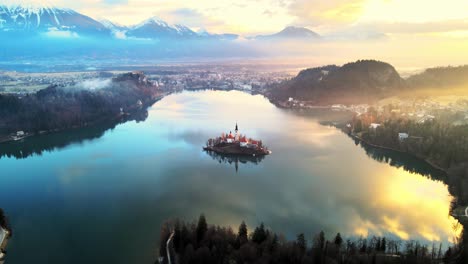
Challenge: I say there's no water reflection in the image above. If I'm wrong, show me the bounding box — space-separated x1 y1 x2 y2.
0 90 460 264
353 137 447 181
0 110 148 160
204 150 266 172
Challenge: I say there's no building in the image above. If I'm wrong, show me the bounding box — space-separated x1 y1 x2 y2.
240 137 248 147
215 123 263 149
249 140 259 148
399 133 409 141
226 132 235 143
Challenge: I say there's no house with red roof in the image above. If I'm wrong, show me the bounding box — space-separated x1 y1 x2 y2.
240 136 248 147
226 132 235 143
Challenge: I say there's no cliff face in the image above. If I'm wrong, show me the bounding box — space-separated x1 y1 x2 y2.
0 72 161 134
269 60 404 104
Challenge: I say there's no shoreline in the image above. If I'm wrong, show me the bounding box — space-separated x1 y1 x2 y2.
0 93 169 146
348 132 448 174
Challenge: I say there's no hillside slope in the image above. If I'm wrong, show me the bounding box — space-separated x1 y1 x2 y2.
269 60 404 104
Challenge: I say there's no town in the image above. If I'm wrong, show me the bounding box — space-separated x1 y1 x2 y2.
0 64 295 95
283 96 468 127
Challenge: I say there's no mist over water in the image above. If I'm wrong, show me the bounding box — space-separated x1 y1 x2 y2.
0 90 458 264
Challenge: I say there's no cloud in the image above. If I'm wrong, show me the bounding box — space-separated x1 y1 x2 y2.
324 25 387 40
44 28 80 38
286 0 367 27
166 8 211 26
102 0 128 4
77 79 111 90
7 0 468 38
263 9 274 17
370 19 468 34
327 18 468 39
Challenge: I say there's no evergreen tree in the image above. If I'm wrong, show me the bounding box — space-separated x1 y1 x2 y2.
252 223 267 244
296 233 307 253
381 237 387 252
237 221 248 246
354 119 363 133
319 231 325 250
271 234 279 251
196 214 208 243
334 233 343 248
444 247 452 261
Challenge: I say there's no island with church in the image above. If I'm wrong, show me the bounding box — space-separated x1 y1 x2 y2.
203 123 271 156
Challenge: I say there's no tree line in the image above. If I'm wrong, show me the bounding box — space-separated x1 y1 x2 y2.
349 109 468 263
350 110 468 208
0 72 161 136
158 215 460 264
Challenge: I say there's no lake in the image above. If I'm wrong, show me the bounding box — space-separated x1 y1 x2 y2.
0 90 459 264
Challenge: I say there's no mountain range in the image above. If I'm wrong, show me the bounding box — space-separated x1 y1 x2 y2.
0 4 241 40
0 4 316 41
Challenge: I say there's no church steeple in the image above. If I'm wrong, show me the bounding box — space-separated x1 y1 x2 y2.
235 122 238 133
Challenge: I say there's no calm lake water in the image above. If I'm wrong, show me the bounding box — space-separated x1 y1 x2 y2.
0 90 459 264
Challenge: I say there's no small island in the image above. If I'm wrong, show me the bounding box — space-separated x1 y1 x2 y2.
203 123 271 156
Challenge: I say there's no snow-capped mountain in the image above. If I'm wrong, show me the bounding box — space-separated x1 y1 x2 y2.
99 19 128 32
126 17 199 39
197 29 238 41
99 18 128 39
0 4 238 41
255 26 320 40
0 4 110 36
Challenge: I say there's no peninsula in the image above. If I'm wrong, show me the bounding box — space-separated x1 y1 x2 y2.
0 72 165 144
203 123 270 156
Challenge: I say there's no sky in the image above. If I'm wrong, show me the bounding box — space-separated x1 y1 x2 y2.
8 0 468 35
5 0 468 68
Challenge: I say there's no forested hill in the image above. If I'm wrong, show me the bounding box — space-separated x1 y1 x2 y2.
406 65 468 89
268 60 404 105
267 60 468 105
0 72 163 136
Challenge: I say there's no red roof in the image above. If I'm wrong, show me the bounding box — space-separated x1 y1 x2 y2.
250 140 259 145
227 134 234 139
240 137 248 142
